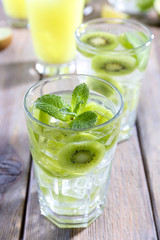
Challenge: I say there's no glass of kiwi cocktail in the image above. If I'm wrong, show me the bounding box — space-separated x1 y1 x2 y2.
24 74 123 228
75 18 153 142
26 0 84 76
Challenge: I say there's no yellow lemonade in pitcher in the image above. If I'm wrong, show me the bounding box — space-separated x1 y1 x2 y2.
2 0 27 19
27 0 84 64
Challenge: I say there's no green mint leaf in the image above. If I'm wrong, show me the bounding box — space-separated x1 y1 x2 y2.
69 111 98 129
35 94 70 109
71 83 89 114
35 94 74 122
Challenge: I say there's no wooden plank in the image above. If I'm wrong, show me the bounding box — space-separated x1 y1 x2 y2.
23 165 71 240
23 129 157 240
137 27 160 238
0 0 6 21
0 62 39 240
0 0 35 65
0 29 36 65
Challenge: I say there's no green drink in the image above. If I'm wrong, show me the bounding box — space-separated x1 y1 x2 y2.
24 74 123 228
75 18 153 142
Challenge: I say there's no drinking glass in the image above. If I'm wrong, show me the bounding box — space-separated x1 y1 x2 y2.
83 0 93 16
75 18 153 142
24 74 123 228
26 0 85 76
2 0 27 28
108 0 154 15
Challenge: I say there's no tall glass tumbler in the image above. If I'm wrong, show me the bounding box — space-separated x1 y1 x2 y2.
26 0 85 76
2 0 27 28
75 18 153 142
24 74 124 228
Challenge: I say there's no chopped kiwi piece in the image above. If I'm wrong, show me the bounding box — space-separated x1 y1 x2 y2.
82 102 114 125
32 106 52 125
67 133 97 143
86 75 118 98
92 55 137 76
119 31 150 71
136 0 154 11
0 27 12 51
58 141 105 173
96 74 124 94
78 32 118 58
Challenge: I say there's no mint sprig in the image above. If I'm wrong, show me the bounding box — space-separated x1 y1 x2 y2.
35 94 75 122
34 83 98 129
71 83 89 114
69 111 98 129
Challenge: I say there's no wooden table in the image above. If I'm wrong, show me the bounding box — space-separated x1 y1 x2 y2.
0 0 160 239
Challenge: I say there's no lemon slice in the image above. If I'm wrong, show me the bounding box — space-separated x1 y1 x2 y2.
0 27 12 50
101 4 129 19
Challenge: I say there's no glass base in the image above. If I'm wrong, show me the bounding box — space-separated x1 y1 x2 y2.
35 162 112 228
39 193 105 228
7 17 27 28
83 5 93 16
118 125 133 143
35 60 76 77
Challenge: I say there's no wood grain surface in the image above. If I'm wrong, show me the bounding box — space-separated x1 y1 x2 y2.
0 63 39 240
137 27 160 239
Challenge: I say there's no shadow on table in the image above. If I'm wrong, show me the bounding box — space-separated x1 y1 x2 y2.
0 62 39 89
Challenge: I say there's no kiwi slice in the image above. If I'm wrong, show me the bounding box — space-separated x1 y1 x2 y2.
0 27 12 51
81 32 118 50
95 75 128 114
119 32 150 71
58 141 105 173
86 75 118 98
33 107 51 125
136 0 154 11
97 74 124 94
82 102 113 126
92 54 137 76
78 32 118 58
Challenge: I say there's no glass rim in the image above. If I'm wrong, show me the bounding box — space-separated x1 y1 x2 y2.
75 18 154 55
24 74 124 131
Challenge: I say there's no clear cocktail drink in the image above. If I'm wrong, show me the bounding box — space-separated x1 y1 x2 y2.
27 0 84 75
24 74 123 228
75 19 153 142
2 0 27 27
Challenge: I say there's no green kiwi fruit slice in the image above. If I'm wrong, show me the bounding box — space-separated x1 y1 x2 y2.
58 141 105 173
96 74 124 94
92 55 137 76
78 32 118 58
32 105 51 125
86 75 118 98
81 32 118 50
119 31 150 71
136 0 154 11
82 102 113 125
